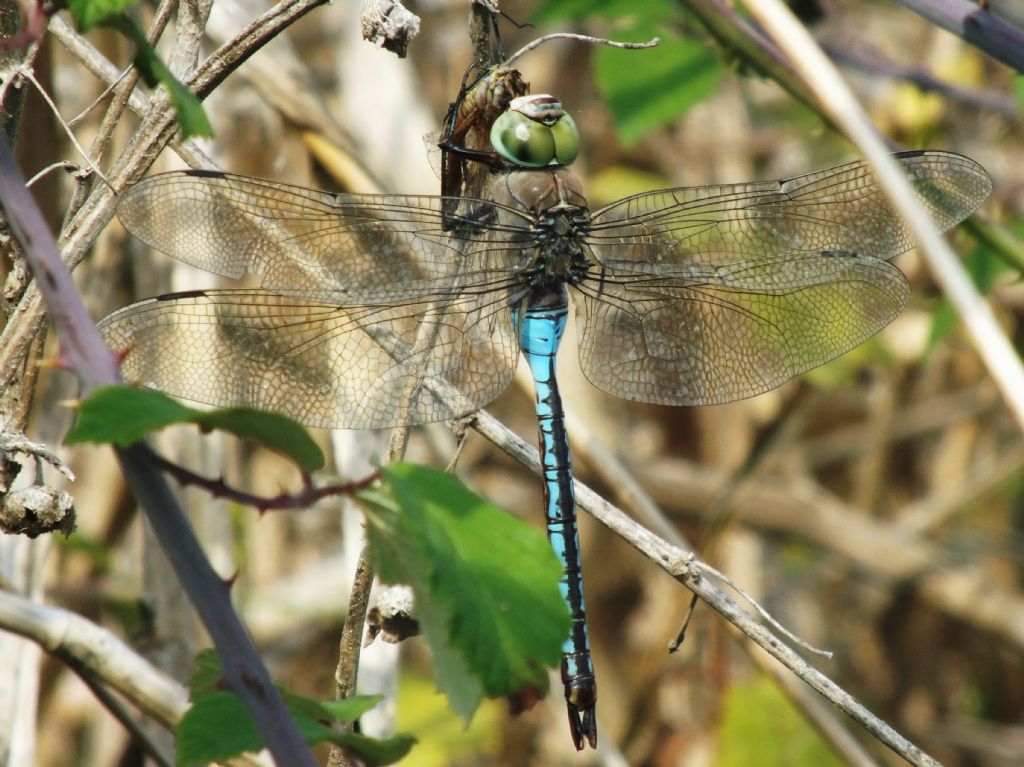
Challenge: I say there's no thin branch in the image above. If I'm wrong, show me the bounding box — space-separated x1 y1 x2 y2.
76 0 178 200
629 453 1024 650
4 0 328 351
65 658 175 767
148 451 379 511
0 588 276 766
469 410 943 767
326 546 375 767
680 0 835 130
894 0 1024 72
47 15 218 172
19 68 111 189
0 589 189 727
504 33 660 67
750 648 884 767
0 433 75 481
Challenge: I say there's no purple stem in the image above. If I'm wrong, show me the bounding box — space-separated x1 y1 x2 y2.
0 136 317 765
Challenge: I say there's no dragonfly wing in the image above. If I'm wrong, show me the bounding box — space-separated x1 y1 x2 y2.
117 171 533 301
575 150 988 405
99 288 519 429
587 150 990 269
573 253 909 405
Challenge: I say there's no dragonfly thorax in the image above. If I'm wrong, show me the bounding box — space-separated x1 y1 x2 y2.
493 165 588 214
488 167 594 290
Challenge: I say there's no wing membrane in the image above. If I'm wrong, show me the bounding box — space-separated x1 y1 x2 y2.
573 254 908 405
575 151 990 403
116 171 536 302
587 151 990 273
100 288 518 429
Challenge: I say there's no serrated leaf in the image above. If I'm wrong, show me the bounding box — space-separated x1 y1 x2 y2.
186 648 225 697
66 385 324 472
66 385 195 445
595 31 722 145
361 464 568 721
360 485 486 719
67 0 139 30
177 691 262 766
417 598 484 720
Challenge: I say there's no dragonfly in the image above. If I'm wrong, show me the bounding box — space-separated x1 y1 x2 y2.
99 77 991 748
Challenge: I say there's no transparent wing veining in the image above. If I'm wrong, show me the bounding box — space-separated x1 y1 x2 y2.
574 150 990 404
573 255 908 405
116 171 537 303
99 288 519 429
110 171 542 427
587 151 990 273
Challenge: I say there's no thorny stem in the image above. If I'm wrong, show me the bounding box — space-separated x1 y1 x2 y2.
148 450 380 511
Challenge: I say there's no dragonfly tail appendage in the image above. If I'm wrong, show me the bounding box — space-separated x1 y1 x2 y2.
564 662 598 750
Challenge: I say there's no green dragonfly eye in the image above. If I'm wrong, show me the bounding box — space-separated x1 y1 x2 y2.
491 94 580 168
551 112 579 166
491 110 556 167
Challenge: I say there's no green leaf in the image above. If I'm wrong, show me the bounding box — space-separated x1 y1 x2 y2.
1014 75 1024 111
330 732 417 766
177 691 263 766
147 53 215 138
595 30 722 145
185 648 224 695
718 676 844 767
359 485 485 719
178 651 414 766
98 14 213 138
66 385 194 445
191 407 323 471
67 0 139 30
66 385 324 472
285 691 382 724
361 464 569 722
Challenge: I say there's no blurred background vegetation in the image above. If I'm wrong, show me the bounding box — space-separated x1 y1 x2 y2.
3 0 1024 765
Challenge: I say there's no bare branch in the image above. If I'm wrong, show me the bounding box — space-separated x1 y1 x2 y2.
470 409 945 767
0 589 189 727
894 0 1024 72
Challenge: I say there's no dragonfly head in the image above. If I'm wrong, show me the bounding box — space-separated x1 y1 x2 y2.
490 94 580 169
